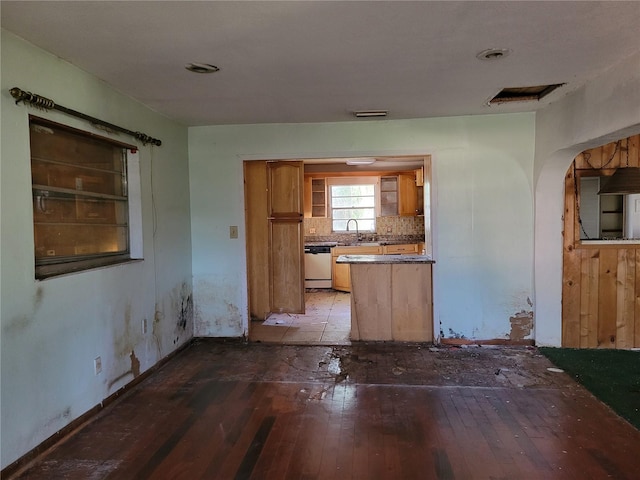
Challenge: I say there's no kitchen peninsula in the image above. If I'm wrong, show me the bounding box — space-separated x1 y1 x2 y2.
336 254 435 342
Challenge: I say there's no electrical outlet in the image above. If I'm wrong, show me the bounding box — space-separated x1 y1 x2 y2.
309 227 316 234
94 356 102 375
142 318 148 335
230 225 238 239
387 226 392 233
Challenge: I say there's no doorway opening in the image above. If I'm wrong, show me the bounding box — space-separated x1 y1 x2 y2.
244 155 431 345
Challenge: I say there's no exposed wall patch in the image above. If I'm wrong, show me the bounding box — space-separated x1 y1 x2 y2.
509 310 534 341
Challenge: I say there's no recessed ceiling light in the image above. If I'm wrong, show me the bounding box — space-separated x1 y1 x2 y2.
353 110 388 118
185 63 220 74
476 48 511 61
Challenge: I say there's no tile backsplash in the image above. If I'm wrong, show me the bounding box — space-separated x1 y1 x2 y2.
305 216 425 238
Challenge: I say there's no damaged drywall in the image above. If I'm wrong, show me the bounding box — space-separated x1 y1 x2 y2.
193 276 244 336
509 310 534 341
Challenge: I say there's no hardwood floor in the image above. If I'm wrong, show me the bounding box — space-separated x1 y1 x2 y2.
250 289 351 345
8 341 640 479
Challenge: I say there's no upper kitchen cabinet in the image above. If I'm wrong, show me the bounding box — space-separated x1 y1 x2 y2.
380 176 399 216
303 156 429 218
398 172 418 216
415 166 424 187
303 176 327 218
381 171 424 217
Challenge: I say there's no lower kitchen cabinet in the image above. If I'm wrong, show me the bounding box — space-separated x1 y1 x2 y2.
331 245 383 292
382 243 418 254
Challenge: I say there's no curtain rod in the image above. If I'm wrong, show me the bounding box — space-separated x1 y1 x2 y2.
10 87 162 146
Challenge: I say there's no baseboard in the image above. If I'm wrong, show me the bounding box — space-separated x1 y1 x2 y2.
439 338 535 347
439 338 535 346
1 338 195 479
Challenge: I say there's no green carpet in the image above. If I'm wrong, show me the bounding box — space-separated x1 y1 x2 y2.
539 347 640 430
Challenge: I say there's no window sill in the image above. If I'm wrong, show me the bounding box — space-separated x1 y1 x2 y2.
36 255 142 280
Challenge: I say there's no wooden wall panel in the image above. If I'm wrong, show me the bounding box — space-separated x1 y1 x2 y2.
629 135 640 167
598 249 618 348
562 168 581 347
579 249 599 348
616 249 636 348
562 134 640 349
636 250 640 347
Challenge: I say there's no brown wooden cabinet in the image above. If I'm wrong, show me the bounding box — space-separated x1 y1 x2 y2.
382 243 419 255
303 176 327 218
348 260 434 342
331 245 383 292
398 172 419 216
245 160 305 320
415 166 424 187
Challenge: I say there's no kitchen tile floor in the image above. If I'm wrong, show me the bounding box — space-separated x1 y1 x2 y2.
250 289 351 345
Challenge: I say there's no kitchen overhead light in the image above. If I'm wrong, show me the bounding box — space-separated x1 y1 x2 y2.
185 63 220 74
353 110 388 118
476 48 511 61
346 157 377 166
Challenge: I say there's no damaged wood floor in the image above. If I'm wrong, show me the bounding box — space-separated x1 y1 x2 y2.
10 340 640 479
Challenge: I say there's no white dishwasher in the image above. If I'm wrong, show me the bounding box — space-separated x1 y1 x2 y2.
304 244 333 288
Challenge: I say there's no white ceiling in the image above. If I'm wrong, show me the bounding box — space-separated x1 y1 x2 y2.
2 1 639 127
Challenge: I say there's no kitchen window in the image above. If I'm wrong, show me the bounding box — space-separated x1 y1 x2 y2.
328 177 377 232
30 117 134 278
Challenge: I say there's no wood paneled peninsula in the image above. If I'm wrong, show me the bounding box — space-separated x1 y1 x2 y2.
337 254 435 342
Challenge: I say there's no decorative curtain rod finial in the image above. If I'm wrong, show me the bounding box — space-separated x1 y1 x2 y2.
10 87 55 110
10 86 162 147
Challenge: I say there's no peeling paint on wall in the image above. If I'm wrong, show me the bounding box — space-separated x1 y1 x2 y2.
113 303 135 359
509 310 534 341
108 349 140 390
130 350 140 378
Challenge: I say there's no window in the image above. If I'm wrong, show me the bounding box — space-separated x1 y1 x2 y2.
578 174 640 241
30 117 134 278
329 179 376 232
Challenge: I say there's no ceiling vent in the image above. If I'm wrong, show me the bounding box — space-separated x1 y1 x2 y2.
489 84 564 104
353 110 388 118
185 63 220 74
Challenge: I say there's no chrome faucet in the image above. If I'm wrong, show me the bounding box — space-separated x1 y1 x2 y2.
346 218 359 243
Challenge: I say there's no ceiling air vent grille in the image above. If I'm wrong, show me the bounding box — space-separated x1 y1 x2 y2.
489 84 565 104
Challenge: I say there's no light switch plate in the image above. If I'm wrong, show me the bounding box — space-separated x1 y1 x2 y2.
230 225 238 239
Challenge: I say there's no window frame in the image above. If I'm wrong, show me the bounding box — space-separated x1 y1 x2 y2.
327 176 379 232
29 116 138 279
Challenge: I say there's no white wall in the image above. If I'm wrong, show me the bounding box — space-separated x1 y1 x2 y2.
1 30 193 468
189 113 536 341
534 50 640 346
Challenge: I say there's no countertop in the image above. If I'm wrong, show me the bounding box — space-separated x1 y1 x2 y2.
336 254 435 264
